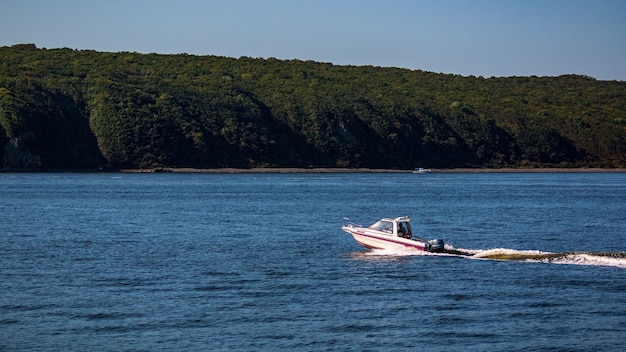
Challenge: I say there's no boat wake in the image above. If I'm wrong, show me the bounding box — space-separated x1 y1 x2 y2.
467 248 626 268
362 247 626 268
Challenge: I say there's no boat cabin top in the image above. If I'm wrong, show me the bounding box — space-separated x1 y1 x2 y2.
368 216 412 238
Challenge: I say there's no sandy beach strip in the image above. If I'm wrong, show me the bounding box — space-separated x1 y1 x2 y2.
119 167 626 173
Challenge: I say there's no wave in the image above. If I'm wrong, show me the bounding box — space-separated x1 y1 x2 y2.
468 248 626 268
359 247 626 268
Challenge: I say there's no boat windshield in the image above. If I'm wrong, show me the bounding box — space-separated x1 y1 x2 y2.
368 220 393 233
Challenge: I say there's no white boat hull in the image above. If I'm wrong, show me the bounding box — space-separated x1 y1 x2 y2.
342 226 428 251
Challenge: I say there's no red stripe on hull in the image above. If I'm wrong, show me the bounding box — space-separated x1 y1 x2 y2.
348 230 427 251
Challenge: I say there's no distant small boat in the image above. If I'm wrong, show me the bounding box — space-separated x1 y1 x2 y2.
413 168 431 173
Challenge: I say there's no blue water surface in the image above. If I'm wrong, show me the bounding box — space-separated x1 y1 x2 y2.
1 172 625 351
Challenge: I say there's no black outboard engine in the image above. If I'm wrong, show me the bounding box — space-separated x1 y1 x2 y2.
427 239 445 252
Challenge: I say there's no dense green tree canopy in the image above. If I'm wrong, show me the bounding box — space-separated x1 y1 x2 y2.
1 44 624 170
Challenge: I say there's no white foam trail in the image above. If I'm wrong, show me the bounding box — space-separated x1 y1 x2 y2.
354 245 626 268
468 248 626 268
471 248 551 258
544 253 626 268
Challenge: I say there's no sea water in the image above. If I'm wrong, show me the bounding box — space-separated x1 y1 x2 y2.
1 172 625 351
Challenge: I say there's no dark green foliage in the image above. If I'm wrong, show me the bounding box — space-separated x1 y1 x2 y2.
1 44 624 170
0 80 104 169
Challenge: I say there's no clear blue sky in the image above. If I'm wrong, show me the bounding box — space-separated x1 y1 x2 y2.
2 0 625 80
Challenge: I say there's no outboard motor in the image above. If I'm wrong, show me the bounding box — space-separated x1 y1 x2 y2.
427 239 445 252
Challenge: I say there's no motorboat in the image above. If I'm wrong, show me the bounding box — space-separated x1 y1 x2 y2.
413 168 432 173
342 216 445 252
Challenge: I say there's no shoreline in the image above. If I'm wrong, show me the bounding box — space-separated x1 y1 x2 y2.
119 167 626 173
2 167 625 173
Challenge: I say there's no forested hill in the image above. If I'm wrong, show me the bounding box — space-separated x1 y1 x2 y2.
1 44 625 170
